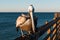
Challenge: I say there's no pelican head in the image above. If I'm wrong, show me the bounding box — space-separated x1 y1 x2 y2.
28 5 34 13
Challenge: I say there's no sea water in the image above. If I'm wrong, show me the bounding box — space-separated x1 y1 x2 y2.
0 12 54 40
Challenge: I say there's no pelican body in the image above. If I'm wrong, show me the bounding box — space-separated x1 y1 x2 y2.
16 15 32 31
16 14 32 36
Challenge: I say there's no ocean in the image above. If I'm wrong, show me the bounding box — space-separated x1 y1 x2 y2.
0 12 54 40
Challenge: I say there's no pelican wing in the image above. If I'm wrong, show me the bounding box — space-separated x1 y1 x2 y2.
16 16 26 27
20 19 32 31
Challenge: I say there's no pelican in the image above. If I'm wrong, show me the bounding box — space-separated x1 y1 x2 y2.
16 5 36 37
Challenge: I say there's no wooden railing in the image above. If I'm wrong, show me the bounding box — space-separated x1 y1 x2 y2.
15 17 60 40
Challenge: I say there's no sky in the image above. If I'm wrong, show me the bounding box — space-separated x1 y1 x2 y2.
0 0 60 12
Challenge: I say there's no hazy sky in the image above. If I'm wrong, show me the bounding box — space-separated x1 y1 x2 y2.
0 0 60 12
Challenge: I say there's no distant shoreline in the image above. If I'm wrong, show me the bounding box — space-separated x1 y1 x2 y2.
0 12 55 13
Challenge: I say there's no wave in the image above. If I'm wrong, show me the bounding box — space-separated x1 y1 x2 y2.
0 22 16 27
